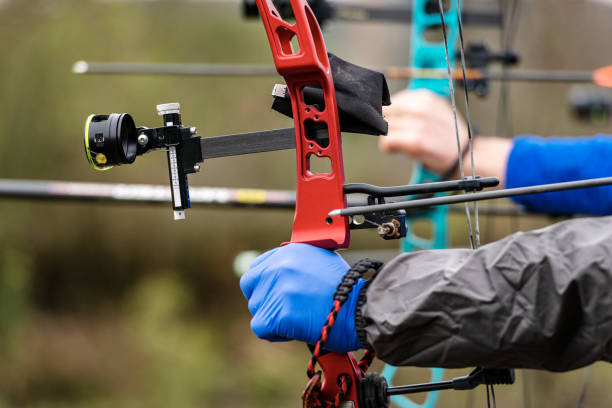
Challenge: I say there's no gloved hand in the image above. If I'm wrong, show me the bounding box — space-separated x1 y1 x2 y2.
240 243 364 353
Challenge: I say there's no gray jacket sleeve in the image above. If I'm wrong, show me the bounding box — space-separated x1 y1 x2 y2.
355 216 612 372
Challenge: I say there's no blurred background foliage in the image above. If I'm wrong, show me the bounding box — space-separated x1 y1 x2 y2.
0 0 611 407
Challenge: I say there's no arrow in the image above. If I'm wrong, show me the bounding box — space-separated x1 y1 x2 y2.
0 178 296 208
329 177 612 217
72 61 612 88
0 178 530 216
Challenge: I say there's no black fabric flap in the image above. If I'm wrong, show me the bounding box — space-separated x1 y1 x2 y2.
271 53 390 136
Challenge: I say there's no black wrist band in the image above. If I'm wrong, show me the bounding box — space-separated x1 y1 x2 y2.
440 136 476 181
354 268 381 351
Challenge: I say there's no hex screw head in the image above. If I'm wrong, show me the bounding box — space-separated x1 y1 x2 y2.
137 134 149 146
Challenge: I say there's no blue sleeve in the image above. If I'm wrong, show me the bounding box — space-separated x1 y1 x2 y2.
506 135 612 216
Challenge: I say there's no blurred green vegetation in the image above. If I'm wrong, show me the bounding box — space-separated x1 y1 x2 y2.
0 0 611 407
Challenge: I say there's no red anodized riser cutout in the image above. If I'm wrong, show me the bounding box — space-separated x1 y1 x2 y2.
256 0 349 249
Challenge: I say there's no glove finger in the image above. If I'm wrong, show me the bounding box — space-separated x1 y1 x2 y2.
239 247 280 299
250 309 288 342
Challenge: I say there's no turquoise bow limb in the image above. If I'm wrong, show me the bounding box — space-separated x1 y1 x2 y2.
381 365 445 408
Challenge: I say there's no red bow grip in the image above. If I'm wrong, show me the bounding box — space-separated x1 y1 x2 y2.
256 0 349 250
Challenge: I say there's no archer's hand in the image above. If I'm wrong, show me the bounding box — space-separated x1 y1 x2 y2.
240 243 364 353
380 89 469 175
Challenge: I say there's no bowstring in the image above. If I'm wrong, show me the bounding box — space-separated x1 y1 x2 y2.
437 0 477 250
454 0 480 248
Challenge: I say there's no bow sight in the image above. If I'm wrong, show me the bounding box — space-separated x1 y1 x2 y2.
84 103 202 219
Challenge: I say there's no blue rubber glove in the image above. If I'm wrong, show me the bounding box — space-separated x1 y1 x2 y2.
240 243 364 353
